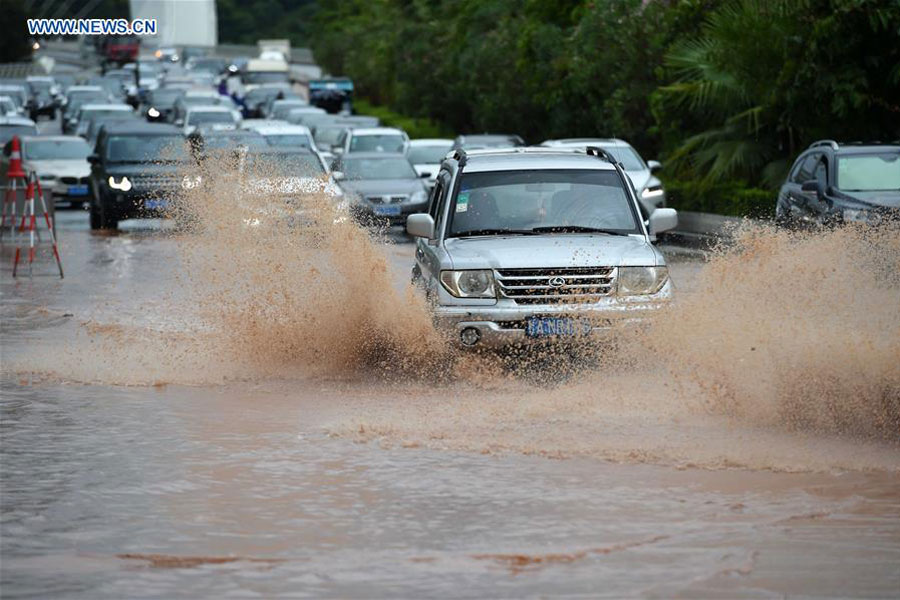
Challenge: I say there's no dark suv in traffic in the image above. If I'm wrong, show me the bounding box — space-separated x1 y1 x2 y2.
776 140 900 227
88 121 188 230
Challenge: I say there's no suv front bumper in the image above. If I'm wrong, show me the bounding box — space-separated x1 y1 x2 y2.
432 282 672 348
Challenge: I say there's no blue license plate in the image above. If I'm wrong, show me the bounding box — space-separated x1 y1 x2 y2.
68 185 88 196
373 204 401 216
526 316 592 338
144 198 168 210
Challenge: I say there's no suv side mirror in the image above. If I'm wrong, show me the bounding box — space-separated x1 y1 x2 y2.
332 171 344 181
801 179 825 200
407 213 435 239
648 208 678 235
647 160 662 173
87 154 100 166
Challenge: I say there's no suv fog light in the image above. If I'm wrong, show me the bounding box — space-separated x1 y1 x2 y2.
460 327 481 346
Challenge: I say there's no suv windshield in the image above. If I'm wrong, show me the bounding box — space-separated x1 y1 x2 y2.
106 134 188 162
24 138 91 160
244 152 324 176
448 169 639 236
342 157 416 180
837 153 900 192
349 134 405 153
409 144 451 164
187 111 234 126
265 134 311 148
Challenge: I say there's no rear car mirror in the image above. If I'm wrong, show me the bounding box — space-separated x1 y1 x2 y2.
801 179 825 200
407 213 435 239
648 208 678 235
647 160 662 172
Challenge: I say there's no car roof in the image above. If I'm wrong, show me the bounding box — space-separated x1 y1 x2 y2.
80 103 132 111
21 135 86 143
67 85 103 93
99 121 181 135
410 138 453 146
340 152 407 160
457 134 522 142
185 105 234 113
459 148 618 173
184 90 219 97
541 137 628 147
253 124 312 135
350 127 405 136
0 116 36 126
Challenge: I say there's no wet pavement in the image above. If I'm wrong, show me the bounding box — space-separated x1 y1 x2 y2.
1 209 899 598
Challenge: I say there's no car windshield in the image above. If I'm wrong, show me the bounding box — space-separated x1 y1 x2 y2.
342 157 416 180
448 169 638 236
28 81 53 93
148 90 182 106
273 104 306 119
244 153 324 176
24 138 91 160
106 134 188 162
243 72 289 85
349 134 405 153
265 134 311 148
81 108 131 120
314 127 344 147
1 125 39 145
188 111 235 126
837 153 900 192
0 98 15 112
183 95 224 106
409 144 452 164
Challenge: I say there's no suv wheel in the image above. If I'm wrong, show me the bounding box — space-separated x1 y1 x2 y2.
90 185 118 231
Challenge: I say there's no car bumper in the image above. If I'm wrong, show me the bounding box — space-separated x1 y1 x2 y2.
432 283 672 348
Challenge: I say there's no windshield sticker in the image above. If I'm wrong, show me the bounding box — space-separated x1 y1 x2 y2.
456 191 469 212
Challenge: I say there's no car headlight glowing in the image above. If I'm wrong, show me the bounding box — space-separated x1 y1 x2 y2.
440 270 496 298
107 176 132 191
147 107 160 118
181 175 201 189
617 266 668 296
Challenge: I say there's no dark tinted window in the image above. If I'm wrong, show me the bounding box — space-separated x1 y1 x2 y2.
105 134 188 162
791 153 820 183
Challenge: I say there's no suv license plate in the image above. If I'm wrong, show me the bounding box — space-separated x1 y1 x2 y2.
526 316 592 338
145 198 168 210
68 185 88 196
374 205 401 216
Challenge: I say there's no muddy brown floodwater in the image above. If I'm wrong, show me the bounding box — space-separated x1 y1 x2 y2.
1 209 899 599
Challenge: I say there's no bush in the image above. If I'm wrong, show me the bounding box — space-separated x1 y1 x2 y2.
663 179 774 218
354 99 453 139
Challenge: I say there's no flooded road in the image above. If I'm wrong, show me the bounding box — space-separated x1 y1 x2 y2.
2 211 899 598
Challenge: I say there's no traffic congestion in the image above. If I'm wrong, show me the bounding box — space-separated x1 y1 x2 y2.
2 10 899 600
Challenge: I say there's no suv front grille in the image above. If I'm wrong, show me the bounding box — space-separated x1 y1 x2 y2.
130 174 179 192
495 267 615 304
60 176 89 185
365 195 408 204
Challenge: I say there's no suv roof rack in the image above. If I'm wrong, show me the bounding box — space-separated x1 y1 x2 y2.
808 139 839 150
448 148 467 167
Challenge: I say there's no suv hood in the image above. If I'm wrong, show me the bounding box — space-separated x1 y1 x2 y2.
840 189 900 208
104 162 183 177
444 234 662 270
339 178 425 198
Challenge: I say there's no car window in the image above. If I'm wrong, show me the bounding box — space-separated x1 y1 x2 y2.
409 144 452 164
837 153 900 192
265 134 311 148
432 172 451 234
342 157 416 180
24 139 91 160
106 134 188 162
188 111 235 126
813 157 828 186
349 134 405 153
0 125 39 145
791 153 820 183
448 169 638 236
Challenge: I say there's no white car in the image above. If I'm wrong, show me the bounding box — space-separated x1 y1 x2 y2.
334 126 410 156
284 106 328 127
0 96 19 117
0 135 91 207
245 122 315 150
182 105 242 136
540 138 666 218
407 138 453 187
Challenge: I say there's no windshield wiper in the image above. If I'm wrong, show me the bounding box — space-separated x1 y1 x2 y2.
453 228 539 238
528 225 632 236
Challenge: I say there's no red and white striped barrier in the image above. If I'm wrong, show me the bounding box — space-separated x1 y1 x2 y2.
12 171 64 278
1 135 27 238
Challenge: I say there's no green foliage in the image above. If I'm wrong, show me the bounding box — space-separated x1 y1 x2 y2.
354 99 453 139
306 0 899 215
217 0 318 47
663 179 774 218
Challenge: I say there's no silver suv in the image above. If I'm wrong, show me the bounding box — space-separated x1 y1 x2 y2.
406 147 678 348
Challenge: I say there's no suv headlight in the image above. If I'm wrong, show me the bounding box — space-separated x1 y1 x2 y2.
440 270 496 298
843 208 881 225
108 176 132 191
617 266 668 296
181 175 201 189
